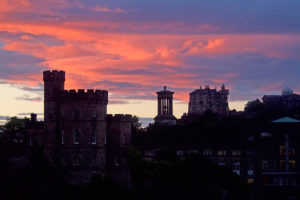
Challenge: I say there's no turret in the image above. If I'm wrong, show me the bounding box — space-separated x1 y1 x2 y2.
43 70 65 122
43 70 65 101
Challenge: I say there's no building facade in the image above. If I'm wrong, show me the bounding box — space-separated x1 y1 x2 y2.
26 70 132 185
188 85 229 116
262 87 300 109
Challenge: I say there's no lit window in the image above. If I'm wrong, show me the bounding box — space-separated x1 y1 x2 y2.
91 130 96 144
233 162 240 170
248 178 254 184
73 129 79 144
289 160 296 170
217 150 226 156
279 146 286 155
261 132 272 137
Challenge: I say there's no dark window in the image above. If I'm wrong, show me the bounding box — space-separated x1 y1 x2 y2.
74 109 80 120
73 129 79 144
92 111 97 119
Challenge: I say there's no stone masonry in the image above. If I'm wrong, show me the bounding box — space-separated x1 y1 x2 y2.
26 70 132 186
188 84 229 116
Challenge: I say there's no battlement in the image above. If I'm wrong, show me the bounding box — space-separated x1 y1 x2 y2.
190 85 229 95
43 70 65 81
107 114 132 122
60 89 108 102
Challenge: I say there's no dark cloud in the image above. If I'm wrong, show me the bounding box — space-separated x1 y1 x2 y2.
0 49 44 82
15 95 43 102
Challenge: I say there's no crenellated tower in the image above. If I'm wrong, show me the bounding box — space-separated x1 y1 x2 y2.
43 70 65 121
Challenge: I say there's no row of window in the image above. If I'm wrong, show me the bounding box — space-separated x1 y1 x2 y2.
144 149 243 157
61 110 98 120
62 130 106 145
49 155 119 167
262 160 296 170
48 110 98 121
201 150 242 156
279 145 296 156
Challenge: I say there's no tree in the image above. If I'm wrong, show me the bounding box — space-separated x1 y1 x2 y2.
0 117 25 142
131 115 142 133
244 99 264 113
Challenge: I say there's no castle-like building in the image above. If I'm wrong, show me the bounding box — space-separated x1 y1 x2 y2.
26 70 132 185
188 84 229 116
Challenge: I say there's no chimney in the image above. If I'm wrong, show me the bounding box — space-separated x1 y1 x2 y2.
31 113 37 122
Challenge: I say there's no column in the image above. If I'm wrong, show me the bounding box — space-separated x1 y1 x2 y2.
158 97 161 116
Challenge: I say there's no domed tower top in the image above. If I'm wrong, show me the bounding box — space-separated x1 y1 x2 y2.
282 87 293 96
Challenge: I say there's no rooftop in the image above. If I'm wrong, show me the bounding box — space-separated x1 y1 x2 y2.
271 117 300 123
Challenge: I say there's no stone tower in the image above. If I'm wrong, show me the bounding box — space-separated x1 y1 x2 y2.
43 70 65 164
154 86 177 125
43 70 65 121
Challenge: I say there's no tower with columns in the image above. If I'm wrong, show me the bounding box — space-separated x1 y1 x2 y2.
154 86 177 125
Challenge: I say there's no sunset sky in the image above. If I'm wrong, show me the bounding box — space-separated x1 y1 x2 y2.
1 0 300 124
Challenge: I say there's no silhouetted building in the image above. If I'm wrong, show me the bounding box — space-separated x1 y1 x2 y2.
26 70 132 186
188 84 229 116
133 115 300 200
255 117 300 200
154 86 177 125
262 87 300 109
